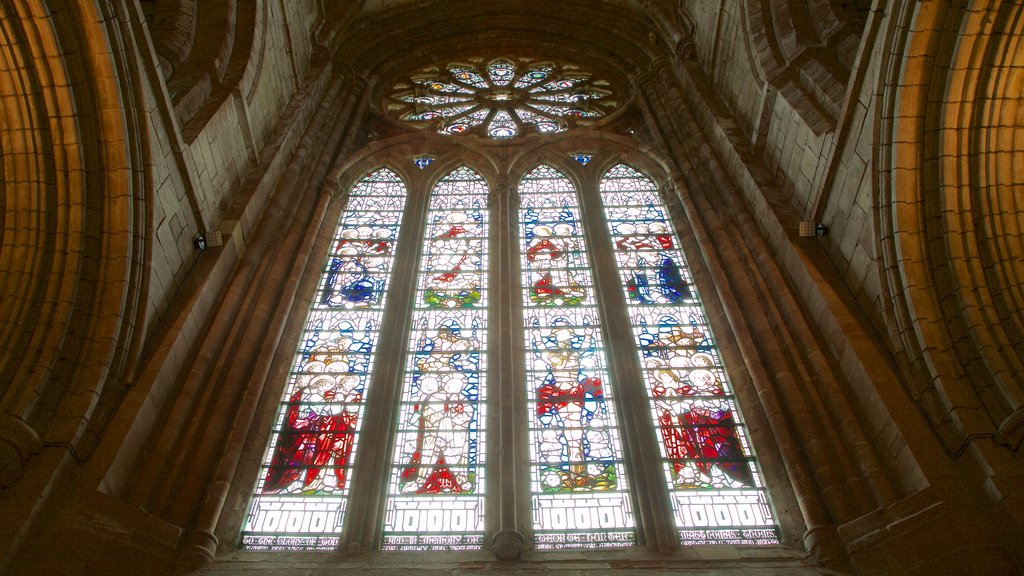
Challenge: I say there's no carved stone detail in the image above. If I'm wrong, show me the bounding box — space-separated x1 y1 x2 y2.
996 406 1024 451
492 529 525 561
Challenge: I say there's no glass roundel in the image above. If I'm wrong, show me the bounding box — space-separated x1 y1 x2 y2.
385 57 617 140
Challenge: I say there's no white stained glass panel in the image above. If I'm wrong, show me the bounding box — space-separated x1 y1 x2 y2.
241 169 408 551
383 166 490 550
519 165 635 548
599 164 778 545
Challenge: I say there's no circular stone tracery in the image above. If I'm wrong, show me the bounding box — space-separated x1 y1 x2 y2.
385 57 617 140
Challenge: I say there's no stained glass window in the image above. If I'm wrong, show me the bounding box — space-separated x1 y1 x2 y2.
518 165 635 549
599 164 778 545
241 168 408 551
386 57 616 140
382 166 490 550
242 152 782 556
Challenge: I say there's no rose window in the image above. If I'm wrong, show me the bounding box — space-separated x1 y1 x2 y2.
385 57 617 139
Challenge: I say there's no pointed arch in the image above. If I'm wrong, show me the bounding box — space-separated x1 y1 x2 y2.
240 167 409 550
599 163 777 545
382 165 491 550
518 164 636 548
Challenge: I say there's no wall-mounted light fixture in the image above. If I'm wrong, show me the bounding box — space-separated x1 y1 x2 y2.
799 221 829 237
195 231 225 251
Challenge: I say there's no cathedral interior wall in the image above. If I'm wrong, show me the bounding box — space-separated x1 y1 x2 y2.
0 0 1021 574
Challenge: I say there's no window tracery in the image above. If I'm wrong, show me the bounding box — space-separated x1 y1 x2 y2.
385 58 616 139
240 150 778 555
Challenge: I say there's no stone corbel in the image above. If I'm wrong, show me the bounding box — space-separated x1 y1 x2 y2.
492 529 525 561
996 406 1024 451
0 415 43 488
672 7 697 60
310 44 332 68
321 176 343 202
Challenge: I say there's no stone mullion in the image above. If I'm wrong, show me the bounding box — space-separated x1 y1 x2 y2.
488 174 527 559
340 168 431 554
573 167 678 553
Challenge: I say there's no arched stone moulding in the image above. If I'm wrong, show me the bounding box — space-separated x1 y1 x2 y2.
0 0 149 570
874 0 1024 569
144 0 260 136
0 0 147 476
879 0 1024 455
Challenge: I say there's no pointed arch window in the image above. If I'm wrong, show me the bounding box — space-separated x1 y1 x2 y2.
241 168 408 551
599 164 777 545
239 157 778 553
519 165 635 548
383 166 490 550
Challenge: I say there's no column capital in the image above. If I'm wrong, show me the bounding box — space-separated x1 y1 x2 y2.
321 177 344 202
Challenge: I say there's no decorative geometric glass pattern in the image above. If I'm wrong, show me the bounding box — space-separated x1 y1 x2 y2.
382 166 490 550
240 168 408 551
518 165 636 549
386 57 616 140
599 164 778 545
570 152 593 166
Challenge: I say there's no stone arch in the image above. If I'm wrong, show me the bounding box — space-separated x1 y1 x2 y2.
878 0 1024 457
0 0 148 474
0 1 149 568
141 0 262 136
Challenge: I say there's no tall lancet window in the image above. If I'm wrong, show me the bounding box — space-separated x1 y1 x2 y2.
519 165 635 549
383 166 490 550
599 164 777 545
241 168 408 551
239 154 781 554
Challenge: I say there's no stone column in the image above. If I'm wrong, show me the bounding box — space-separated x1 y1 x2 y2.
489 172 527 560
